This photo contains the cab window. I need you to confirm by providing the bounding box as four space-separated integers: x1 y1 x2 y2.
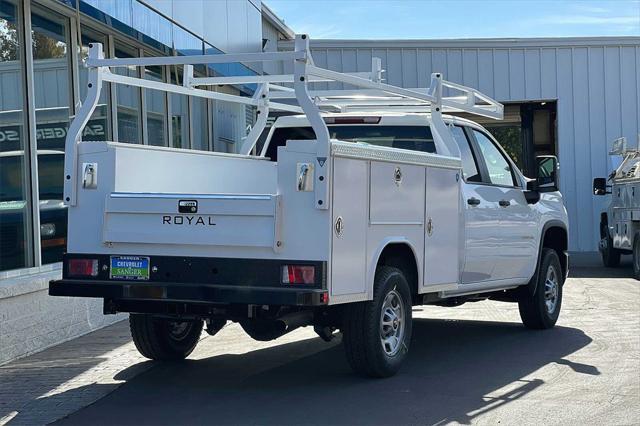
265 125 435 161
451 126 481 182
472 129 516 186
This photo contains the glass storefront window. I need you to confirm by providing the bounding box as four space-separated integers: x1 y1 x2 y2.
144 62 166 146
169 68 188 149
132 0 171 52
0 0 30 271
79 27 110 141
114 44 141 144
191 96 209 151
31 6 71 265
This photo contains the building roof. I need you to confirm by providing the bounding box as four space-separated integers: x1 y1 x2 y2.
261 3 295 40
280 36 640 49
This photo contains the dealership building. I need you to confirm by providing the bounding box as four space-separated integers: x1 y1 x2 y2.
0 0 639 364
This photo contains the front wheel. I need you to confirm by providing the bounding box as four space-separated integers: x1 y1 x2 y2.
129 314 203 360
518 249 563 329
601 229 621 268
342 266 412 378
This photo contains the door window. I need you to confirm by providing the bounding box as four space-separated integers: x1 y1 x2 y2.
451 126 481 182
472 130 516 186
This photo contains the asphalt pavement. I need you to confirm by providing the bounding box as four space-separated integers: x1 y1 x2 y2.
2 256 639 425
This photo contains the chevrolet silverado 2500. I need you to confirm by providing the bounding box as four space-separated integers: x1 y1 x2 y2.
50 35 569 378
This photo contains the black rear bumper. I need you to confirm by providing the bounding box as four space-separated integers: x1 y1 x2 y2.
50 254 328 307
49 279 328 306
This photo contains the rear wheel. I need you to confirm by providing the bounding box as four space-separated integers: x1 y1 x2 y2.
519 249 563 329
342 266 412 378
633 233 640 280
129 314 203 360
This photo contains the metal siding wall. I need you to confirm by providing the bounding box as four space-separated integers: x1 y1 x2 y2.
402 49 418 88
306 39 640 251
571 48 592 251
477 49 494 97
509 49 525 99
620 47 639 144
462 49 478 89
556 48 577 249
416 49 431 88
588 47 609 240
524 49 541 99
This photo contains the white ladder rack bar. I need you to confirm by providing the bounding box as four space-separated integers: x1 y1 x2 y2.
189 71 375 86
86 50 305 68
101 70 302 113
306 65 437 104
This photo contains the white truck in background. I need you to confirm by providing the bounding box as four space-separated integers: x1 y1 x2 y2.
50 35 569 378
594 136 640 279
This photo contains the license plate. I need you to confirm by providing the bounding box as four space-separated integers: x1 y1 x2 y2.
110 256 150 281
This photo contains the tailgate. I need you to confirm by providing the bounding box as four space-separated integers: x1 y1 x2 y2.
103 192 280 249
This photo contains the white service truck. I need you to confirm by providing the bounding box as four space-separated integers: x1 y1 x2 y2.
593 136 640 279
50 35 569 377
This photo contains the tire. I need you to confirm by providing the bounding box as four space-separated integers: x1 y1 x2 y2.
129 314 203 360
601 226 621 267
342 266 413 378
518 249 563 329
633 233 640 280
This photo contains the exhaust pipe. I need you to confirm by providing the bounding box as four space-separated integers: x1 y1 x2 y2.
276 310 314 333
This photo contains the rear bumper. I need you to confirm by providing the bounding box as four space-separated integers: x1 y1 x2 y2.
49 279 328 306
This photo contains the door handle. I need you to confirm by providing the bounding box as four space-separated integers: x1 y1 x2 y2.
467 197 481 206
499 200 511 207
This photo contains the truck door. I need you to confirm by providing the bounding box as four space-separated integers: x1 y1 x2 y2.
469 129 537 281
451 126 501 284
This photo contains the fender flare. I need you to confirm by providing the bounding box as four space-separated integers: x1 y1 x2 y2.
368 237 421 298
527 219 569 296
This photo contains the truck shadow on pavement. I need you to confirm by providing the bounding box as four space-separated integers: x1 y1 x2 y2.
51 318 596 426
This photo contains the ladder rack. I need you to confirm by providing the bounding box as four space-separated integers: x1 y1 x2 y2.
65 34 503 209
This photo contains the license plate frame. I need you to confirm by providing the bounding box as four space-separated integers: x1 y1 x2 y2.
109 256 150 281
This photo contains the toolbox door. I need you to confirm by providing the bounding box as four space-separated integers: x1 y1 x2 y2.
424 167 460 287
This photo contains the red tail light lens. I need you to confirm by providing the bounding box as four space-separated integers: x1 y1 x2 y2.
68 259 99 277
282 265 315 285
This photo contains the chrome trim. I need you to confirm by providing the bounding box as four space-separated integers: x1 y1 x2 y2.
109 192 273 201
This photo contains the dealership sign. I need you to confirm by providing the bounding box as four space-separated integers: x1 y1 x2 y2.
0 120 106 151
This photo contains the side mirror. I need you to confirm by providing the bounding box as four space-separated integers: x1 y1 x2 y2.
593 177 608 195
536 155 559 192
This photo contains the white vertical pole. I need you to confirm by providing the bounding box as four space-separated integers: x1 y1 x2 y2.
63 43 104 206
293 34 330 210
428 72 460 158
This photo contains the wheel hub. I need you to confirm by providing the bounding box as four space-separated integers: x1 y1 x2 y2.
380 290 405 356
544 266 559 314
168 321 192 341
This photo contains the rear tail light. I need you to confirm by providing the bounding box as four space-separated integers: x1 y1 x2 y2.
282 265 315 285
68 259 99 277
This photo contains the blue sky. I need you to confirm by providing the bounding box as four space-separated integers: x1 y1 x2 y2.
265 0 640 39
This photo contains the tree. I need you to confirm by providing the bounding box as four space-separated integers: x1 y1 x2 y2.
32 32 66 60
0 19 19 61
0 19 67 63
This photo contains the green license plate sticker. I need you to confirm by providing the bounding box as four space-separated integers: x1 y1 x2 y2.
110 256 150 281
